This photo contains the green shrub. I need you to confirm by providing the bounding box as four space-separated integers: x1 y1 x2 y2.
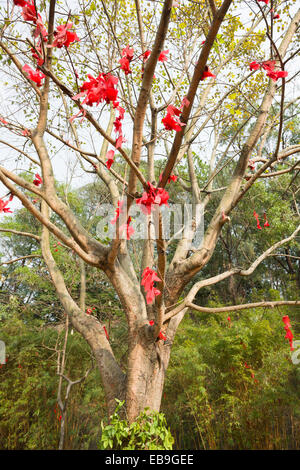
99 400 174 450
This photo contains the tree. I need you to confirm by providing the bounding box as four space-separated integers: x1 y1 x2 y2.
0 0 299 424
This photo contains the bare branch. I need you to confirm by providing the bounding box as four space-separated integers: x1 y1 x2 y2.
165 225 300 320
186 300 299 314
0 254 41 266
0 228 41 241
0 140 40 166
0 40 41 98
160 0 233 188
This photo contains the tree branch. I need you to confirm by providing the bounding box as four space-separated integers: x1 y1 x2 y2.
0 254 41 266
186 300 299 314
0 228 41 241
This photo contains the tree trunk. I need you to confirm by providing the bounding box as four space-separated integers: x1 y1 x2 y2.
125 336 172 423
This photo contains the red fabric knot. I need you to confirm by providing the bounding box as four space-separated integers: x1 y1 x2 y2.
142 267 161 305
136 182 169 215
33 173 43 186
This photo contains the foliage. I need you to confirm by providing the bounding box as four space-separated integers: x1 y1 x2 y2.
99 400 174 450
0 303 106 450
163 306 300 450
1 295 299 450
